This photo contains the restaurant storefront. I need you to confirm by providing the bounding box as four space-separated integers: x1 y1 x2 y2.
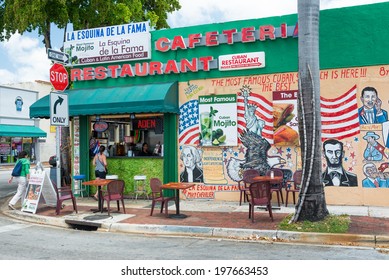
0 127 46 164
31 2 389 206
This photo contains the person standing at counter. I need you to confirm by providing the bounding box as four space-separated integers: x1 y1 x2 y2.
138 143 152 156
92 145 108 200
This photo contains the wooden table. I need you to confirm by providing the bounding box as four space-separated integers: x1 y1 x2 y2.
83 179 114 213
161 182 195 218
253 175 283 184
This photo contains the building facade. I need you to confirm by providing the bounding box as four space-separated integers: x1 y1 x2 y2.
31 3 389 206
0 82 49 164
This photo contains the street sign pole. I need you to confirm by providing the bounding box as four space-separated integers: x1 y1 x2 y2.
50 92 69 189
56 127 61 190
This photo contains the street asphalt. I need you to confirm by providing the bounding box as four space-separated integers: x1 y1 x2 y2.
2 194 389 250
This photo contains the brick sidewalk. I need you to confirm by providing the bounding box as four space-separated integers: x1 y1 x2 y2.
34 203 389 236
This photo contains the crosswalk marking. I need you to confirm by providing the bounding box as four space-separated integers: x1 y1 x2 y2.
0 223 32 233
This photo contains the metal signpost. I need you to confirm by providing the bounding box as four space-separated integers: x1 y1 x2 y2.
50 92 69 190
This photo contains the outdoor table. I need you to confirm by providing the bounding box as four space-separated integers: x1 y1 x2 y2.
252 175 283 184
82 179 114 213
161 182 195 218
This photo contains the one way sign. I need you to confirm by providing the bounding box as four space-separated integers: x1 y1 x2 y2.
50 92 69 126
48 48 69 64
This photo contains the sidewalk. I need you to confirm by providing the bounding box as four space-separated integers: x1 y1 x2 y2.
2 197 389 248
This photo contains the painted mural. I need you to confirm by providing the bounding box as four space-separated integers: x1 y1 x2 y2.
178 64 389 201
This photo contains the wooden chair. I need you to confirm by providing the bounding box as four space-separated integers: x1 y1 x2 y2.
266 168 284 207
248 181 273 223
53 182 78 215
238 169 261 205
285 170 303 207
101 180 126 216
150 178 175 217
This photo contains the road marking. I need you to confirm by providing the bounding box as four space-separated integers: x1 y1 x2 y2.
0 223 33 233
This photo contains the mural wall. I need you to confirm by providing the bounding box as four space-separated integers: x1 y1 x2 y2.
178 64 389 206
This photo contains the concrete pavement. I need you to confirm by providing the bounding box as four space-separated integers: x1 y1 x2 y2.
2 196 389 249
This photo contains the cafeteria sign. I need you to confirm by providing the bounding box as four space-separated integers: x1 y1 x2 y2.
198 94 238 146
64 21 151 65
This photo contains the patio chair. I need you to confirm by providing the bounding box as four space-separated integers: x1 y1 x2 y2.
150 178 175 217
266 168 284 207
285 170 303 207
101 179 126 216
248 181 273 222
53 182 78 215
238 169 261 205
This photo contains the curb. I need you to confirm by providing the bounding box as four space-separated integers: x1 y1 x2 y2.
3 208 389 249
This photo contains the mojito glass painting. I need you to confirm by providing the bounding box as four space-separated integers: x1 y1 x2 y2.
198 94 238 146
200 112 213 146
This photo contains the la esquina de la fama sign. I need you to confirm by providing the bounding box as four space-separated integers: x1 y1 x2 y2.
70 23 298 82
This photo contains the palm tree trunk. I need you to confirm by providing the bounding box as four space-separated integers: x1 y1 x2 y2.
293 0 328 222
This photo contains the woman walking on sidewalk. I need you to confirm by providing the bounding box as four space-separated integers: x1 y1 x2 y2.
8 151 30 210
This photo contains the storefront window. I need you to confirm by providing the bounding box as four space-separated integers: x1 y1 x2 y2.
0 137 35 164
90 114 164 157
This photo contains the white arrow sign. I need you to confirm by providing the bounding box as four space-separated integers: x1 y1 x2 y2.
50 92 69 127
48 48 69 64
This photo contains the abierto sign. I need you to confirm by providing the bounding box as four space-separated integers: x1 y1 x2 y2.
64 21 151 65
219 52 265 71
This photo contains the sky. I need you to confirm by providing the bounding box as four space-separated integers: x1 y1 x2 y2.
0 0 387 85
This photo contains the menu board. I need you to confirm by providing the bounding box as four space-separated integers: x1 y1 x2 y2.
21 168 57 214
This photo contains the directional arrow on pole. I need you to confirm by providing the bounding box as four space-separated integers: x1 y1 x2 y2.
48 48 69 64
50 92 69 127
53 96 64 114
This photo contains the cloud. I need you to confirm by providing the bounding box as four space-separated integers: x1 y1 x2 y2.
167 0 389 28
0 32 50 84
167 0 297 27
1 0 387 85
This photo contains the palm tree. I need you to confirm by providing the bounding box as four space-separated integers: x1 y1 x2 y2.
292 0 329 222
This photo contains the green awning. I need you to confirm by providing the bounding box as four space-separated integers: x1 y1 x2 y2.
0 124 47 137
30 82 178 118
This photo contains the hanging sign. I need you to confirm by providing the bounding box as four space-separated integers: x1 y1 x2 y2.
93 121 109 132
64 21 151 65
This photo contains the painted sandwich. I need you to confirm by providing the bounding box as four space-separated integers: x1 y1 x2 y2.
273 103 299 146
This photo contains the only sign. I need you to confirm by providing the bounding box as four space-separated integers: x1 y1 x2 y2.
50 63 69 91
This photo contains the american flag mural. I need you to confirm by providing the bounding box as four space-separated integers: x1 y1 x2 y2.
320 85 360 141
179 100 200 145
237 92 274 144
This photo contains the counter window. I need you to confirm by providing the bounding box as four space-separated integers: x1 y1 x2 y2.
90 114 164 157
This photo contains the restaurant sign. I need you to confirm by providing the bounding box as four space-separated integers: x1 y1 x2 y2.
93 121 109 132
198 94 238 146
219 52 265 71
70 23 298 81
133 118 163 132
64 21 151 65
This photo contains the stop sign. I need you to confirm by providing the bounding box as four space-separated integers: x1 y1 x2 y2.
50 63 69 91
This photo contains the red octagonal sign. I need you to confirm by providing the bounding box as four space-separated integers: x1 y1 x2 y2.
50 63 69 91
